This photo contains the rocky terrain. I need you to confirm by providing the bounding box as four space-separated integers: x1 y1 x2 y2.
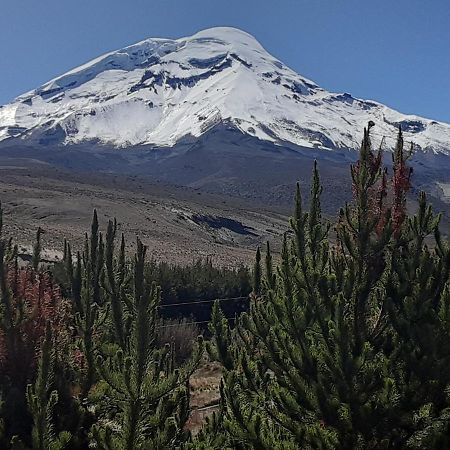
0 162 292 266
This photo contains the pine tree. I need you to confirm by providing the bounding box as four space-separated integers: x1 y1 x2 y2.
25 323 71 450
206 301 236 372
1 207 69 446
72 251 82 313
32 227 43 271
103 219 128 350
68 210 105 397
94 237 204 450
252 247 262 297
0 203 18 376
383 190 450 448
206 126 450 449
0 203 20 448
88 210 104 307
63 240 73 295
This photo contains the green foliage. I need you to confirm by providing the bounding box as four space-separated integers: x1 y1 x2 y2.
0 202 211 449
207 126 450 449
93 237 204 449
70 210 106 398
104 219 128 350
32 227 43 271
25 323 71 450
2 126 450 449
206 302 235 371
252 247 262 296
145 258 252 324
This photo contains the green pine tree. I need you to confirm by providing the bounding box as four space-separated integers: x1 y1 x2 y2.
32 227 43 271
69 210 106 398
103 219 128 350
206 126 450 449
252 247 262 297
25 323 71 450
93 237 204 450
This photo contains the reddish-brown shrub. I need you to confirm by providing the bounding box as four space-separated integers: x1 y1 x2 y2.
0 267 71 386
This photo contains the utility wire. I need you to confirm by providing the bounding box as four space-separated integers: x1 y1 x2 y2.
158 296 249 308
157 317 237 329
156 296 248 328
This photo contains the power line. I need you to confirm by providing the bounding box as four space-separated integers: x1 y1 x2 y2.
156 297 248 329
157 320 210 329
158 296 249 309
157 316 237 329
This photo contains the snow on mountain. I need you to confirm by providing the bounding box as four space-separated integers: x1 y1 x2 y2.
1 27 449 154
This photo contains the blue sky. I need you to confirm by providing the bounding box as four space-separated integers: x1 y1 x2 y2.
1 0 449 122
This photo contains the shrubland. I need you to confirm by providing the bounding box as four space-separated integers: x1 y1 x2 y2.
0 126 449 449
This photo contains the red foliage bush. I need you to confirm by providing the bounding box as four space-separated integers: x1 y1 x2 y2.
351 127 411 239
0 267 70 386
392 143 413 237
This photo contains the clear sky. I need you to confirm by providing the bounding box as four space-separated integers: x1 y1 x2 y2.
1 0 449 122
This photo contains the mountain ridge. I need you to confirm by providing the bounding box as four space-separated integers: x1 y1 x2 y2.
1 26 449 155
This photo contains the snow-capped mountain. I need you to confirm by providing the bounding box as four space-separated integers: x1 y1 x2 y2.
1 27 449 154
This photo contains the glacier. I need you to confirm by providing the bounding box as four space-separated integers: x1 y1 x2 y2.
1 26 449 155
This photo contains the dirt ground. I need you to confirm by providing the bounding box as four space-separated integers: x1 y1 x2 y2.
2 164 448 269
187 360 223 435
0 165 291 267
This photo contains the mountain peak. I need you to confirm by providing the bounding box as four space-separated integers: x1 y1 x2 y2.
189 26 266 48
0 28 449 154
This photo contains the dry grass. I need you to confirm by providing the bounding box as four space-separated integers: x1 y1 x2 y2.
156 317 200 364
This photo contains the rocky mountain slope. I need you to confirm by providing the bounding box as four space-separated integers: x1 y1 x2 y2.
1 27 449 155
0 27 449 212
